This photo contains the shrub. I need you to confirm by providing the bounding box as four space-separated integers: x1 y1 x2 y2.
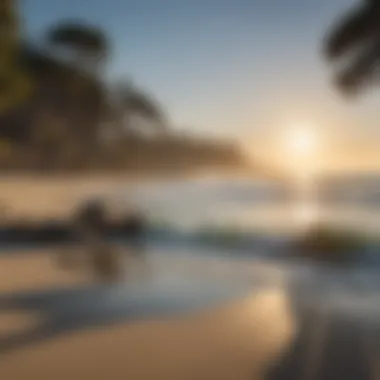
294 224 367 264
195 226 246 247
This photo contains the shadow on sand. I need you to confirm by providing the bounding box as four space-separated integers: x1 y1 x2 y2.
0 279 251 356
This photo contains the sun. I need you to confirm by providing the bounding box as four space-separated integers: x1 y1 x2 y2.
287 128 317 157
282 126 320 178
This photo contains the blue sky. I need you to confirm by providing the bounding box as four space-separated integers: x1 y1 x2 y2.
20 0 379 169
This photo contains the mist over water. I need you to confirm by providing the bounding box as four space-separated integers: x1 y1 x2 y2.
131 174 380 237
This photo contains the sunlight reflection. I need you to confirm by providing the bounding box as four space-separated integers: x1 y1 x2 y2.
292 173 319 230
293 200 318 229
232 287 297 375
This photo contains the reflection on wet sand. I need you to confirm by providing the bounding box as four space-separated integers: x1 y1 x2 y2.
2 247 380 380
0 282 296 380
0 247 297 379
267 271 380 380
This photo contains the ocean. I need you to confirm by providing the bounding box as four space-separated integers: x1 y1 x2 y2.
127 174 380 242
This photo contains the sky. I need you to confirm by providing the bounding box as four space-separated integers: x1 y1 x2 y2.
20 0 380 171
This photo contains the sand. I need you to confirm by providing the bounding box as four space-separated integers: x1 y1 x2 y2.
0 176 132 220
0 249 296 380
0 250 90 293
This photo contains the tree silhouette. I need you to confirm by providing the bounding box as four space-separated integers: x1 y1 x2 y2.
0 0 31 111
0 2 173 171
324 0 380 94
111 81 166 136
47 20 108 74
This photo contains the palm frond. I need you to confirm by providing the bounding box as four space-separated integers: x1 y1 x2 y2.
325 3 380 60
335 40 380 94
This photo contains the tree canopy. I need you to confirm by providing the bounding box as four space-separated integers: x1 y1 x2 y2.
0 0 31 111
324 0 380 94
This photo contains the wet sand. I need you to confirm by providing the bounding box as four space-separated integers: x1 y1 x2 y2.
1 248 380 380
0 248 296 380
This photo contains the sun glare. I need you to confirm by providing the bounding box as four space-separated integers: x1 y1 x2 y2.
282 127 320 178
287 128 317 157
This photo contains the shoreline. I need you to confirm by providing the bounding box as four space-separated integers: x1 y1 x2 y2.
0 170 275 219
0 248 295 380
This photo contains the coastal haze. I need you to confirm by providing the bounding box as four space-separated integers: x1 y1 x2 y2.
2 1 380 380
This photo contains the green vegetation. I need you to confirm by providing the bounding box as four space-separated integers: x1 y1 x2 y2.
0 0 31 112
294 224 368 264
195 226 249 247
0 1 245 173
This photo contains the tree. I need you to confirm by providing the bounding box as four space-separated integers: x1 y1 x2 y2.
111 81 166 136
324 0 380 94
44 21 110 156
0 0 31 112
46 21 108 74
0 4 169 171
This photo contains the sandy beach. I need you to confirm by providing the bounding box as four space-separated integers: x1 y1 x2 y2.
0 248 296 380
1 244 380 380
